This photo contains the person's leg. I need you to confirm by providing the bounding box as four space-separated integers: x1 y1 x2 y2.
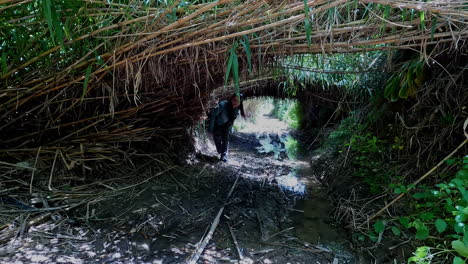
213 128 223 155
220 127 230 161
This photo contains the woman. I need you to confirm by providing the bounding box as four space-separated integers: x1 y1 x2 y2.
208 94 245 162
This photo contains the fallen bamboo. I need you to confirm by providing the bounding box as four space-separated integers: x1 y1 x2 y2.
185 173 240 264
363 136 468 226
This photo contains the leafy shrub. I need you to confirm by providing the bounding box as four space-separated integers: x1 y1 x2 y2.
346 133 395 194
283 135 299 160
271 99 304 129
403 156 468 263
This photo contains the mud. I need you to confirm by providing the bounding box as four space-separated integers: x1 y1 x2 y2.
0 115 357 263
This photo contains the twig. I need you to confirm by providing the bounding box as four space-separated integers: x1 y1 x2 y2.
112 166 176 192
307 101 342 149
228 224 243 260
362 138 468 227
30 146 41 193
48 149 59 191
185 174 240 264
238 238 327 253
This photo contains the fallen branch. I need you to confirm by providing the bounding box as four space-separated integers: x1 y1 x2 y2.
228 224 243 261
185 173 240 264
362 119 468 226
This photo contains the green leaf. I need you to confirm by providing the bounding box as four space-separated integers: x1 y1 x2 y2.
464 229 468 246
413 192 429 199
240 35 252 74
420 11 426 31
400 217 410 229
455 222 465 233
383 5 390 20
374 220 385 234
409 246 430 263
232 48 240 96
452 240 468 257
398 85 408 99
391 226 401 236
415 223 429 240
368 231 378 242
224 43 237 86
43 0 56 45
453 257 466 264
419 212 434 221
456 169 468 181
82 66 92 99
435 219 447 233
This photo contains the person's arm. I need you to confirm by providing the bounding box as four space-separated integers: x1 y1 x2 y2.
208 102 223 132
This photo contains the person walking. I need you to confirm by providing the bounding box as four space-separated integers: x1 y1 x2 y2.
208 94 245 162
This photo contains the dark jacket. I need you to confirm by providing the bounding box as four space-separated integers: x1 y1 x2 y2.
208 100 240 132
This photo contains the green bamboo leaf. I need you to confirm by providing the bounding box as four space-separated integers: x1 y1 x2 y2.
398 83 409 99
384 75 397 100
82 66 92 99
232 50 240 96
53 10 65 48
43 0 56 45
383 5 390 20
347 0 351 21
64 18 72 40
224 43 236 86
240 35 252 74
328 7 335 28
420 11 426 30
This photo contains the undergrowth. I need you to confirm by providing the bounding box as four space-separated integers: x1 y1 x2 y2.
271 99 304 130
323 111 467 263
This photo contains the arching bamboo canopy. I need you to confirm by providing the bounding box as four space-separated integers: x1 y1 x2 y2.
0 0 467 173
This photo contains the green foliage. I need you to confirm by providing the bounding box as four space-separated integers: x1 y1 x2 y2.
283 135 299 160
392 156 468 262
384 58 425 101
280 52 388 97
0 0 181 83
330 117 466 262
346 133 395 194
240 35 252 74
271 99 304 130
225 42 240 95
452 240 468 257
408 246 431 264
323 113 363 149
435 219 448 233
374 220 385 234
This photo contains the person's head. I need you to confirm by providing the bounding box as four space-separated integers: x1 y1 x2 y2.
230 94 241 108
230 93 246 118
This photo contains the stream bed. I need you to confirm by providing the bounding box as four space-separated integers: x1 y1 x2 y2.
1 114 357 264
